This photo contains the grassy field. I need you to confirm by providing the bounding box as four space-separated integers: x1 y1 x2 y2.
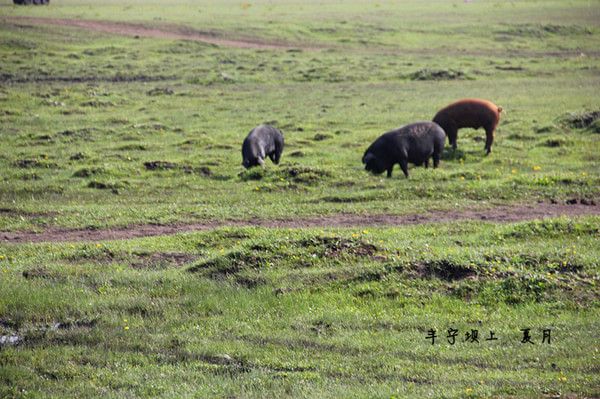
1 1 599 230
1 0 599 397
1 220 600 398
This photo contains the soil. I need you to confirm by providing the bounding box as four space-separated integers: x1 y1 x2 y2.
2 202 599 244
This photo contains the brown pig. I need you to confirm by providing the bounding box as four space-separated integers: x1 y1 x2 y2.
432 98 503 154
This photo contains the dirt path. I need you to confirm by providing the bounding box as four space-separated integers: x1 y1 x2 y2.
4 16 597 58
1 202 598 244
4 16 316 50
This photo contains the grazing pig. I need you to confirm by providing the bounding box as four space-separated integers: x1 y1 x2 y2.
362 121 445 178
433 98 502 154
241 124 284 168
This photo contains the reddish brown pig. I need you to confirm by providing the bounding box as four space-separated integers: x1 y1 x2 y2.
432 98 502 154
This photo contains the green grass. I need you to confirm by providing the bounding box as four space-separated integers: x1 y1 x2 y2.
0 1 600 230
1 0 600 397
1 219 599 398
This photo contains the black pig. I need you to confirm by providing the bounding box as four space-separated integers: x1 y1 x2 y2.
241 124 284 168
362 121 445 178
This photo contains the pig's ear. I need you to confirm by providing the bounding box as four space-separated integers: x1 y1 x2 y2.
362 153 374 164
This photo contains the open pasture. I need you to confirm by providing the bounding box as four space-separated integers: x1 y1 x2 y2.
1 0 599 397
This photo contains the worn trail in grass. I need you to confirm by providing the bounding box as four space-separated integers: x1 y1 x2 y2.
5 15 600 58
2 16 312 51
1 201 599 244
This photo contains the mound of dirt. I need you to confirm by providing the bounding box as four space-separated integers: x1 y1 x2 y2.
144 161 178 170
409 68 467 81
415 260 476 281
561 110 600 130
279 165 331 185
297 236 377 258
188 251 268 288
144 161 213 176
188 234 378 287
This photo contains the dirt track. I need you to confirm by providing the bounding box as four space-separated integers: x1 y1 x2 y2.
1 202 598 244
4 16 313 50
4 16 597 58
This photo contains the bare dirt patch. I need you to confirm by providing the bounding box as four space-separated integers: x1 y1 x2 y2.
1 202 599 244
